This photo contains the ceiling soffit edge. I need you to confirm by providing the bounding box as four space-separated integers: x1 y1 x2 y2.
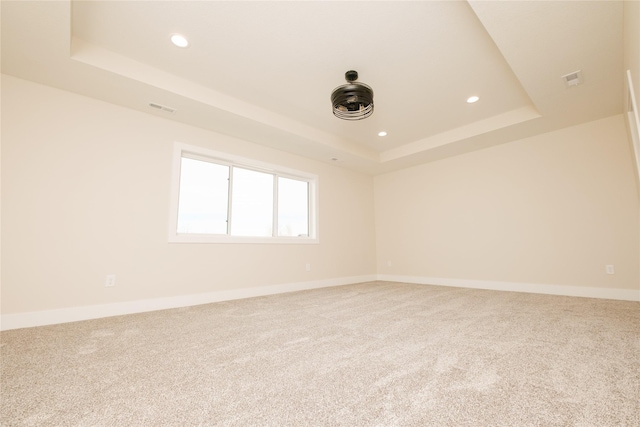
380 106 541 163
69 36 380 164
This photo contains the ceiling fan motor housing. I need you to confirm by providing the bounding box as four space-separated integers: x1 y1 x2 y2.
345 70 359 82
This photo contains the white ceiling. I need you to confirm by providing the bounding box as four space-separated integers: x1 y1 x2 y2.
1 1 624 174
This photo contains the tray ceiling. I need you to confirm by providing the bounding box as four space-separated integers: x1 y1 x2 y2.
1 1 624 174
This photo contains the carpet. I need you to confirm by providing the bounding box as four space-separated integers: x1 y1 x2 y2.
1 281 638 426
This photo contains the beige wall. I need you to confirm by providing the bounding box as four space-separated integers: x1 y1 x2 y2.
623 0 640 294
1 75 376 314
625 0 640 102
375 115 639 291
3 73 640 319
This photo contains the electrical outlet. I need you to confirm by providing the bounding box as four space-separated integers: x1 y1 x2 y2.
387 260 393 267
305 263 311 272
105 274 116 287
605 265 615 275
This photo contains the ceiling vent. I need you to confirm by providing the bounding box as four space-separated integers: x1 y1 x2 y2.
149 102 176 113
562 70 583 88
331 70 374 120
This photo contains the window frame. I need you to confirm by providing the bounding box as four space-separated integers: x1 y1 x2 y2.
169 142 319 244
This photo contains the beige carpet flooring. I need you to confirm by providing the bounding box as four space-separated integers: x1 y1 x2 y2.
1 281 639 426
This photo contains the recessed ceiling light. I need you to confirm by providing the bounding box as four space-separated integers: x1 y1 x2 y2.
170 34 189 48
378 131 387 137
466 96 480 104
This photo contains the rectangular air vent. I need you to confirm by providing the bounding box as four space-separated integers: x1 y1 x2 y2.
561 70 583 88
149 102 176 113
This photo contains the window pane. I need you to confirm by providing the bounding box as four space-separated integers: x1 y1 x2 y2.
278 177 309 237
177 157 229 234
231 167 274 237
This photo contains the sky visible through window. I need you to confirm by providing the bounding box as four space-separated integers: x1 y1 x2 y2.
278 177 309 237
177 158 228 234
231 167 273 237
177 157 309 237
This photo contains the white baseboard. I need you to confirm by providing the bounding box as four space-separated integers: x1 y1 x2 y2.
0 275 377 331
377 274 640 302
3 274 637 331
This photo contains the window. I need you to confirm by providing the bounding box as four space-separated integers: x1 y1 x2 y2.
169 142 318 243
